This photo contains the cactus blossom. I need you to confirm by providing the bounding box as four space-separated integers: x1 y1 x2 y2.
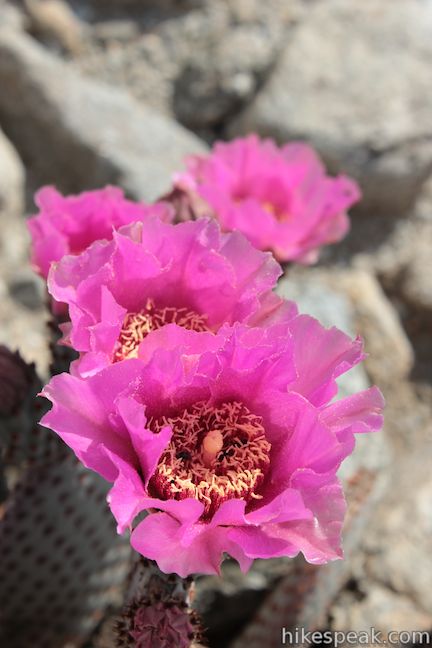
174 135 360 263
28 186 173 280
47 218 295 377
41 320 384 577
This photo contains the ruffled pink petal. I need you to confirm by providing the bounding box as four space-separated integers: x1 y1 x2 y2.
244 488 311 526
320 386 385 451
105 449 147 533
277 470 346 564
136 324 221 365
321 386 385 435
228 526 298 560
28 215 68 278
41 376 127 481
115 395 172 487
29 186 172 279
131 498 255 576
48 218 287 375
208 323 297 405
232 472 345 565
256 392 347 487
132 513 223 576
41 361 144 479
286 315 364 406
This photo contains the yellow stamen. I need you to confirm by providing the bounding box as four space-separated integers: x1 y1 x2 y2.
114 298 210 362
148 401 271 520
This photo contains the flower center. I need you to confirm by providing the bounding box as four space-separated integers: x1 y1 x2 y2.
262 201 290 223
148 401 271 519
114 298 209 361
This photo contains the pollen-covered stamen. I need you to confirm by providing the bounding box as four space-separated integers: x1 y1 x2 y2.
114 298 210 361
148 401 271 520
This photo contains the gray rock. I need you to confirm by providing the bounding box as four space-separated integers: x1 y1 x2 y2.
172 3 286 129
0 28 206 201
334 269 414 386
363 442 432 616
0 127 25 219
332 584 432 635
229 0 432 215
24 0 85 55
0 1 26 31
8 271 45 311
92 19 139 44
76 0 294 129
0 126 48 375
374 216 432 314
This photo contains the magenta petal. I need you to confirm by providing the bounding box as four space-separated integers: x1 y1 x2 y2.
321 386 385 436
131 512 230 577
210 499 247 526
41 372 131 481
245 488 311 526
229 473 345 565
72 351 113 378
105 450 147 533
248 292 298 328
41 360 144 479
29 185 170 280
115 395 172 487
137 324 221 365
228 526 298 560
281 470 346 564
275 393 347 474
287 315 364 406
149 498 205 525
28 215 68 279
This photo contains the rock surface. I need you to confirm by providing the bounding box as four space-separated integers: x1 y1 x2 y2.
332 584 432 636
329 441 432 638
360 176 432 384
229 0 432 214
73 0 296 130
0 127 25 220
24 0 85 55
0 28 206 201
0 127 48 374
374 218 432 315
363 444 432 615
333 269 414 386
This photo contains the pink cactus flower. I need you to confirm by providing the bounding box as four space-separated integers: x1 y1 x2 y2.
28 186 173 280
41 321 384 577
47 217 295 377
174 135 361 263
